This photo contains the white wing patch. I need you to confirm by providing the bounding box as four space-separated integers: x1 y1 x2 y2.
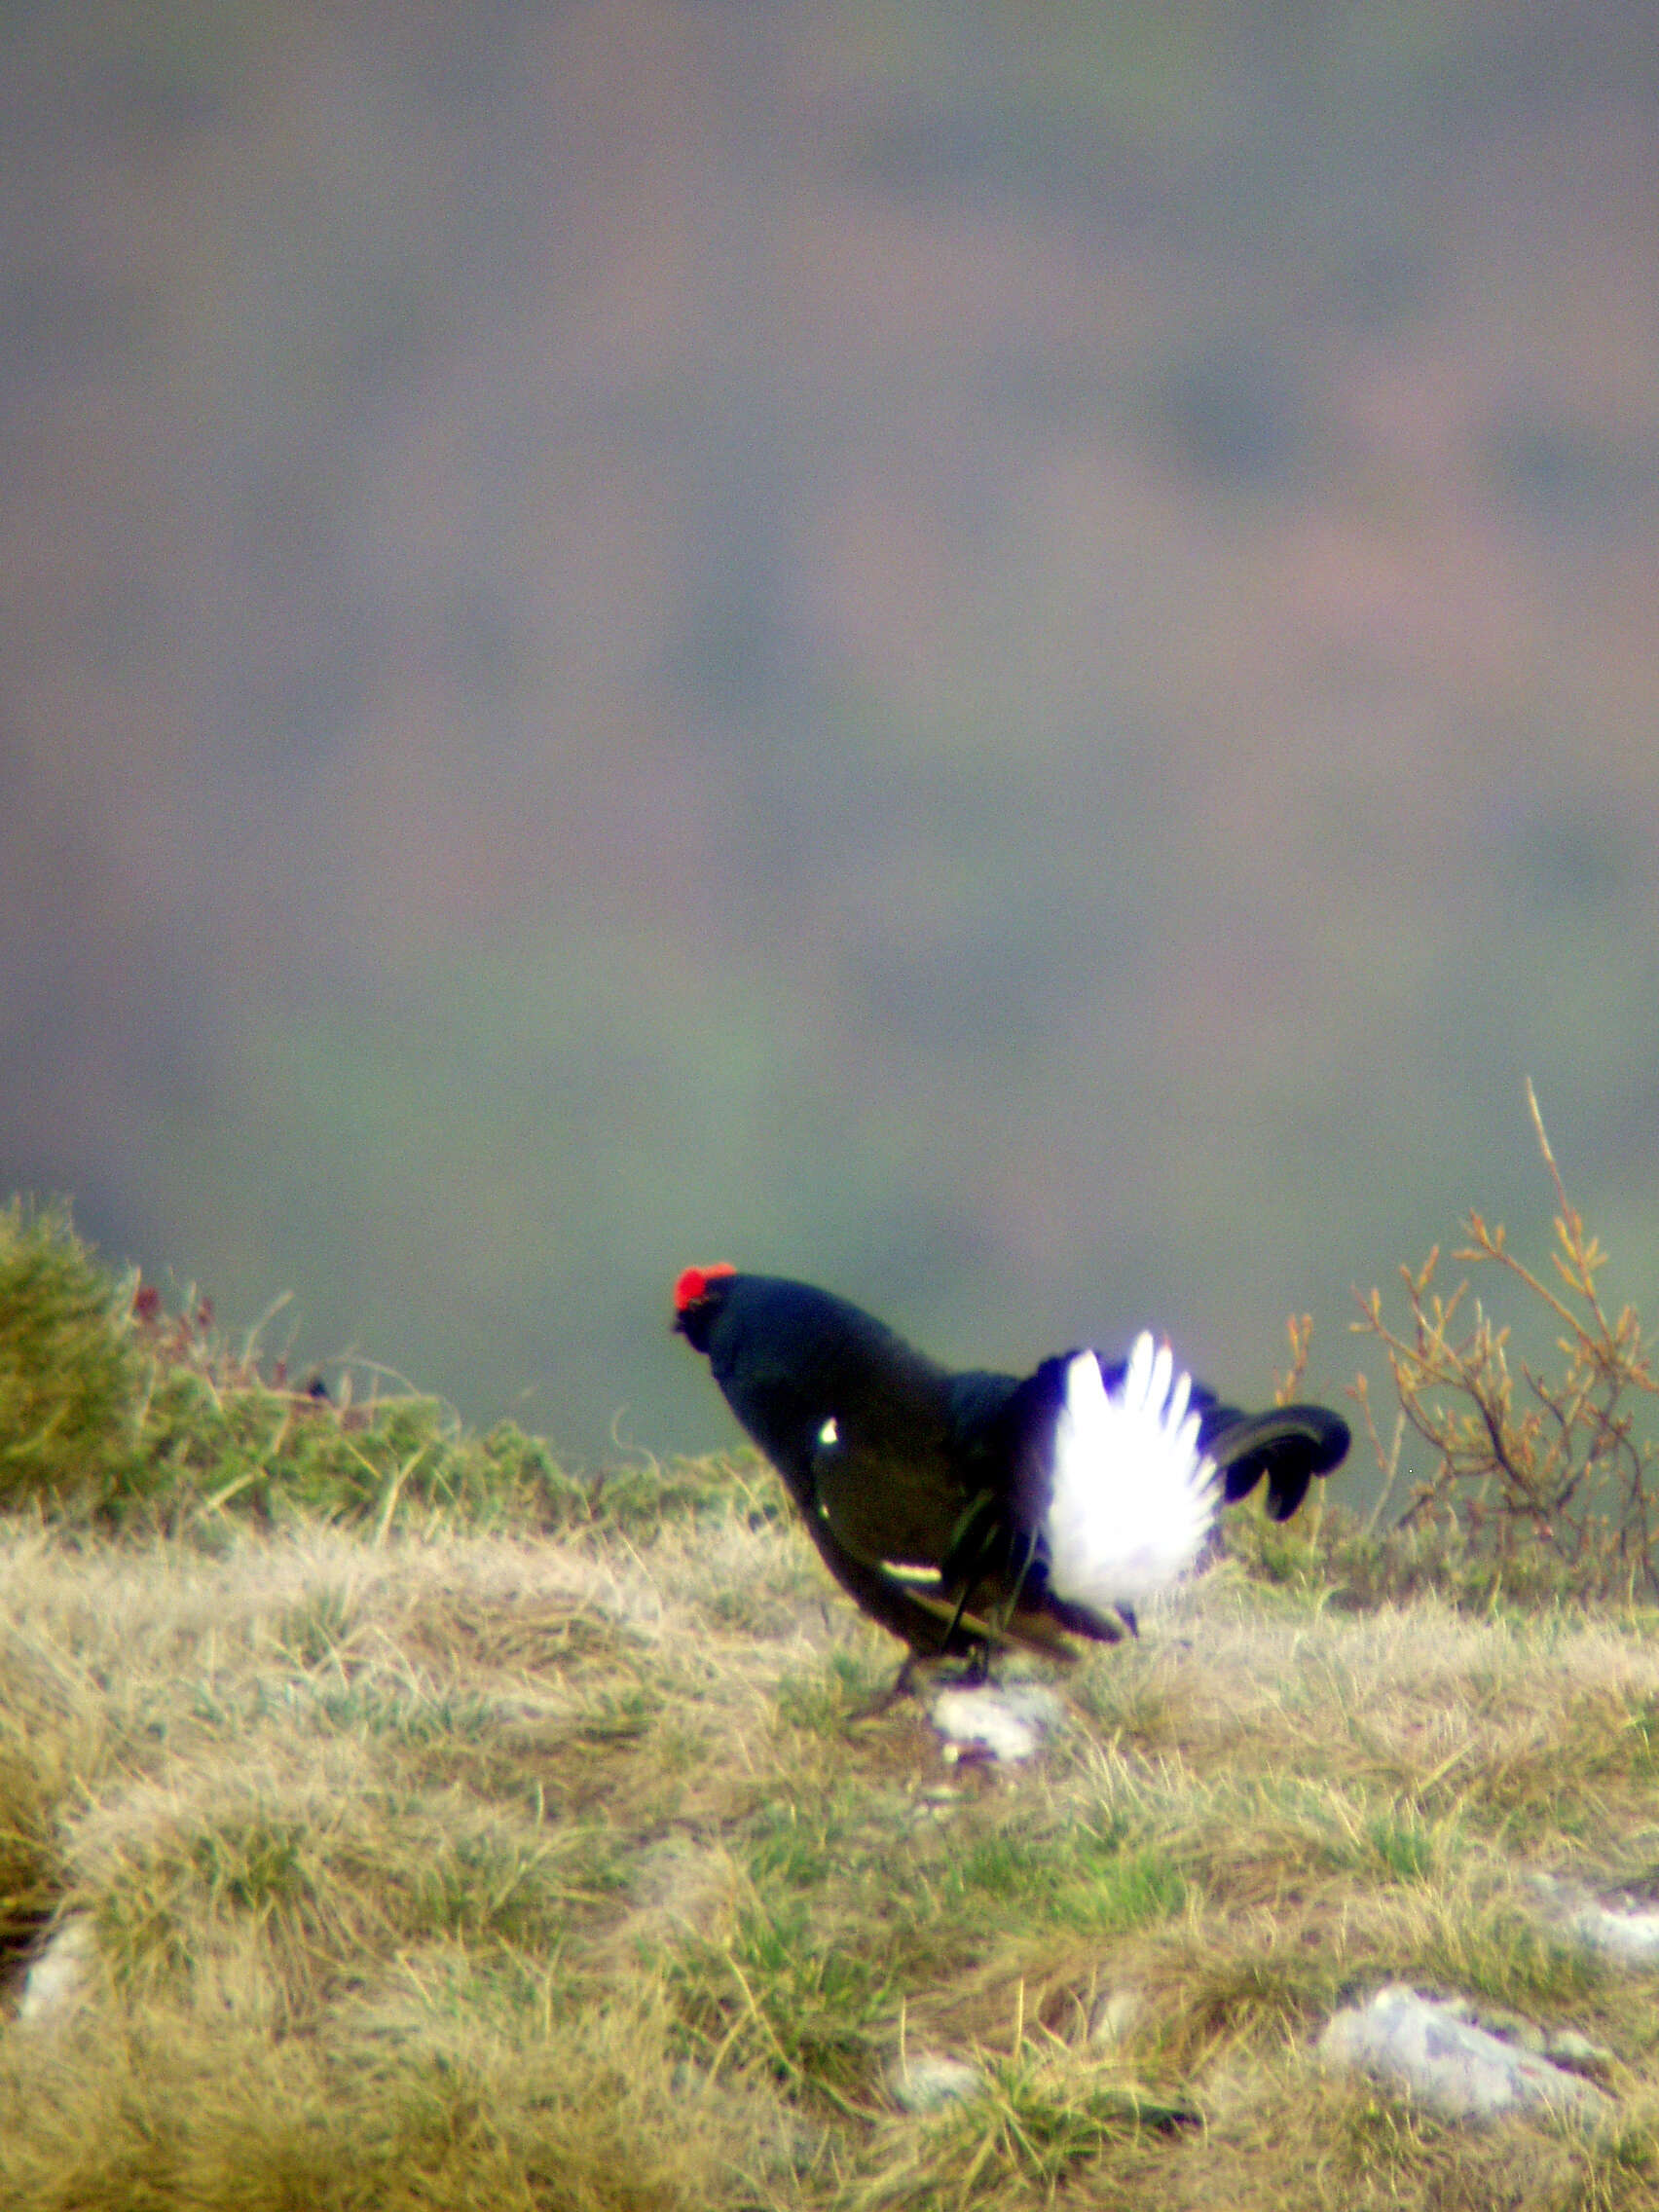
817 1416 839 1448
1041 1334 1219 1611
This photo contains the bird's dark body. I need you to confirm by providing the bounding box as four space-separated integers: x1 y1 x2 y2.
675 1269 1348 1663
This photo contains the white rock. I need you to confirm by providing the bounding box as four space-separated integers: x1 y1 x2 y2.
932 1682 1063 1763
1529 1873 1659 1966
1317 1985 1612 2124
1088 1986 1143 2044
16 1918 99 2031
889 2051 984 2114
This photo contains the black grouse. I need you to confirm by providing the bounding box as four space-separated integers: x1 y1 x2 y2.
674 1265 1348 1668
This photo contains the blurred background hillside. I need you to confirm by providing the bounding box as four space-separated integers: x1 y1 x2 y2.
4 0 1658 1477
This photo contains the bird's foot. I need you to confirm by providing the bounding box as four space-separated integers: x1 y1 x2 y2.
846 1643 999 1721
855 1647 990 1715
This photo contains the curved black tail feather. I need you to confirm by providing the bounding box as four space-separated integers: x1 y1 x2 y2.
1198 1404 1351 1521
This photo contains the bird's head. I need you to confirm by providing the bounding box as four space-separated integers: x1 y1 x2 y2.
673 1262 737 1351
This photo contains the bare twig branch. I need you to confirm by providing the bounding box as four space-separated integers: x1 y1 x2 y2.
1351 1084 1659 1599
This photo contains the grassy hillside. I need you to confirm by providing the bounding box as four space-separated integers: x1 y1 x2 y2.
4 1202 1659 2206
7 1484 1659 2207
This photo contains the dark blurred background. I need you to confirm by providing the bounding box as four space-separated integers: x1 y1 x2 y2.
4 2 1658 1480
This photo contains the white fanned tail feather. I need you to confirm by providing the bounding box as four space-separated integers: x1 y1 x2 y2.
1042 1333 1219 1611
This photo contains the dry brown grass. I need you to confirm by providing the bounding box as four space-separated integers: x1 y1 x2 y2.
4 1489 1659 2210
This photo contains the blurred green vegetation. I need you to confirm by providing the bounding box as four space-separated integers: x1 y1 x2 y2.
0 1198 776 1540
0 1199 143 1514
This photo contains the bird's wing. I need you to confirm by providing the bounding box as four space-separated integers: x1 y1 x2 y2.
809 1419 978 1569
799 1503 1084 1661
808 1404 1091 1659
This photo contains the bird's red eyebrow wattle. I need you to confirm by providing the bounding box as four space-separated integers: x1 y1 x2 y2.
674 1262 736 1312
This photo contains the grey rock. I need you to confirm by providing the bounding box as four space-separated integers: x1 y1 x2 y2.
1529 1872 1659 1966
1541 2028 1615 2077
1439 1997 1614 2079
1316 1985 1613 2124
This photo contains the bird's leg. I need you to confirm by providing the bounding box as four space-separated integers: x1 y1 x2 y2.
939 1578 976 1654
845 1652 925 1717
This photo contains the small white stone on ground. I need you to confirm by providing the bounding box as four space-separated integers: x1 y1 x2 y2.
16 1918 99 2031
931 1682 1063 1763
1088 1986 1143 2044
889 2051 984 2114
1316 1985 1612 2123
1528 1872 1659 1966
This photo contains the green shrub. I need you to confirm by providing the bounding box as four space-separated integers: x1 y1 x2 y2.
0 1192 776 1543
0 1198 143 1511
